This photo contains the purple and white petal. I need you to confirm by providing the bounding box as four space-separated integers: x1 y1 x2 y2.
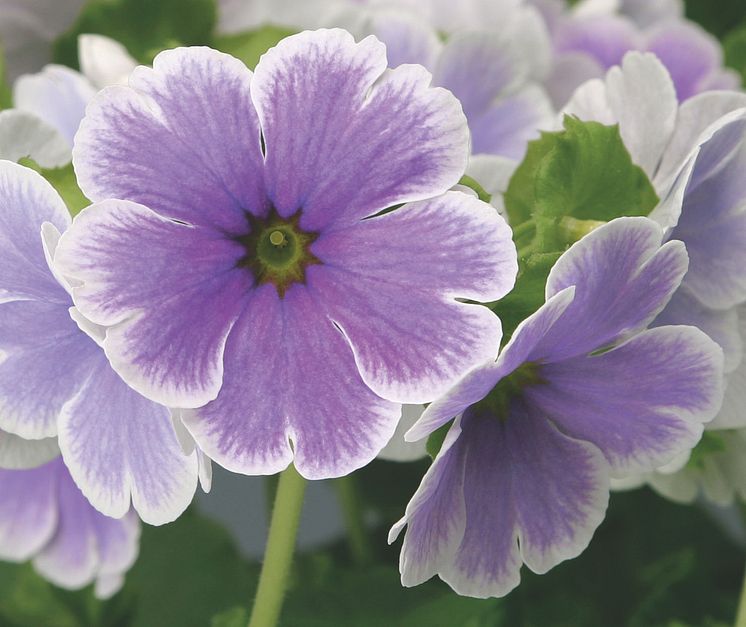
13 64 96 145
469 85 554 160
667 115 746 310
310 192 515 404
55 200 253 408
395 404 609 598
538 217 688 361
0 428 59 469
407 287 576 441
0 160 70 303
184 284 401 479
0 300 100 438
73 47 265 233
252 29 469 232
0 459 59 561
554 14 641 69
528 325 724 476
645 21 725 102
546 53 605 110
91 510 140 598
58 352 199 525
0 110 71 168
655 287 742 373
366 9 442 69
712 306 746 429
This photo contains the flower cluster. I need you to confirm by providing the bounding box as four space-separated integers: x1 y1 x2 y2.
0 0 744 610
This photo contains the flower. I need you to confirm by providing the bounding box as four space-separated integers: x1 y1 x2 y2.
0 457 140 599
0 160 200 525
0 427 59 469
54 29 518 480
390 217 723 598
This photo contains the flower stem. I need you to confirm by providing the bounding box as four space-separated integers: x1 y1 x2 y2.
336 474 373 566
248 464 306 627
736 560 746 627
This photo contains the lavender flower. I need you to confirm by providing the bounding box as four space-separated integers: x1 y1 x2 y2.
390 217 723 598
0 161 200 525
0 457 140 599
54 30 518 479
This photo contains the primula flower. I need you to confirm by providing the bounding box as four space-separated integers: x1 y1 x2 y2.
0 457 139 599
390 217 723 598
0 427 58 469
54 30 517 479
0 161 200 525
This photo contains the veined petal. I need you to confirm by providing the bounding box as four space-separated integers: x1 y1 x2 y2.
58 353 199 526
55 200 252 408
251 29 469 232
0 110 71 168
184 284 401 479
530 325 724 476
309 192 515 404
540 217 688 361
73 47 265 232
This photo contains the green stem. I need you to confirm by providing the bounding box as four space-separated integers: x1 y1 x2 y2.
736 560 746 627
336 474 373 566
248 465 307 627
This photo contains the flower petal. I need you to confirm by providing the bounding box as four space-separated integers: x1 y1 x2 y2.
367 9 442 69
0 160 70 303
13 64 96 145
395 404 609 598
58 353 199 525
0 459 59 561
541 217 688 361
0 110 71 168
55 200 252 408
0 428 59 470
529 325 724 476
310 191 515 404
183 284 401 479
78 34 138 88
73 47 265 232
251 29 469 232
0 300 100 438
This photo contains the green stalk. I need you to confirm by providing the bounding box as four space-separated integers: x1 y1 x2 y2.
735 561 746 627
336 474 373 566
248 465 307 627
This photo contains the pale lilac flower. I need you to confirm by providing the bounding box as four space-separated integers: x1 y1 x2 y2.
54 30 517 480
390 217 723 598
0 427 59 470
0 457 140 599
0 160 199 525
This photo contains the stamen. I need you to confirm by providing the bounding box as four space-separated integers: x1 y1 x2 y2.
270 230 286 246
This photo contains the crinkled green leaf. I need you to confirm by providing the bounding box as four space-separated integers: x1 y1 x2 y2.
213 26 296 70
53 0 216 67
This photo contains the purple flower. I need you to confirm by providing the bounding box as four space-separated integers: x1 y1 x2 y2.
390 217 723 598
0 457 140 599
54 30 518 480
0 160 199 525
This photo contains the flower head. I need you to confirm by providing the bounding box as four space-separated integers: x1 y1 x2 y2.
391 217 723 598
55 30 518 479
0 457 140 599
0 160 199 525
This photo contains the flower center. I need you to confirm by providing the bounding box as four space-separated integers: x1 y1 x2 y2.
473 362 544 421
237 211 320 297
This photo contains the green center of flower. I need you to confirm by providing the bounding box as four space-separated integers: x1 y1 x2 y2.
473 362 545 421
238 211 320 297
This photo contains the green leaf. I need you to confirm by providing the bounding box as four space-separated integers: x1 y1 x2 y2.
18 159 90 217
505 116 659 230
213 26 296 70
489 251 562 342
458 175 492 204
724 22 746 85
210 606 249 627
426 420 452 459
53 0 217 68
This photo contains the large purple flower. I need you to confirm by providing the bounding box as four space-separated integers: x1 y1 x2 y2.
0 161 199 525
390 217 723 598
55 30 517 480
0 457 140 599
